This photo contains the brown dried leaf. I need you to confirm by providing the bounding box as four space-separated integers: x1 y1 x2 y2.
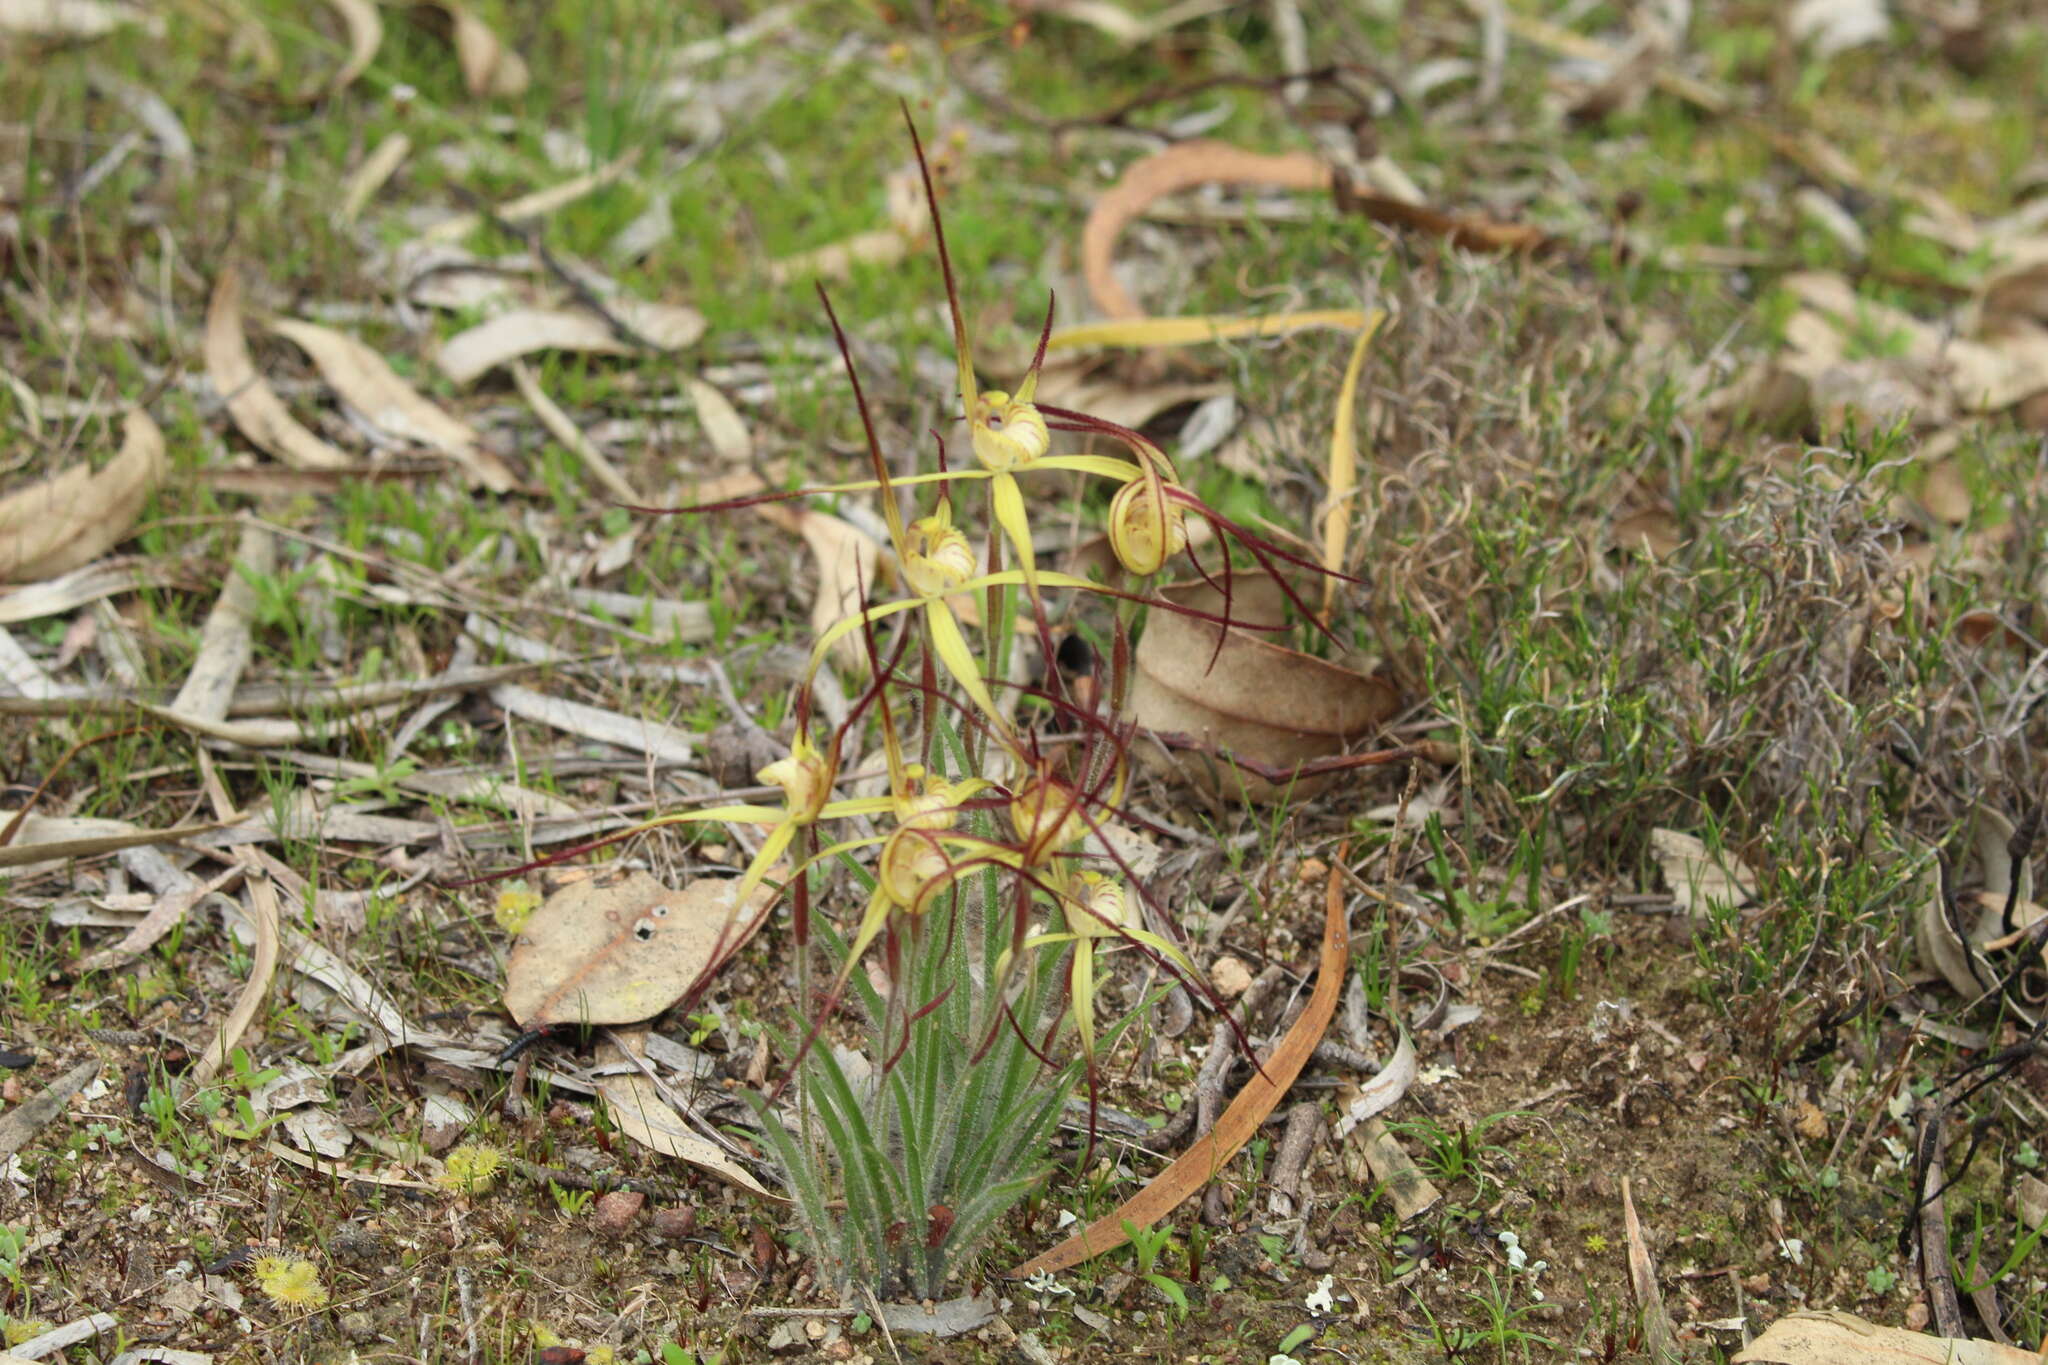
1649 828 1758 916
0 408 165 583
1128 571 1399 802
268 317 514 490
421 0 528 97
437 303 705 386
684 377 752 464
207 269 350 470
1010 860 1348 1276
503 870 774 1030
1732 1310 2040 1364
324 0 380 94
1083 141 1330 321
592 1037 775 1198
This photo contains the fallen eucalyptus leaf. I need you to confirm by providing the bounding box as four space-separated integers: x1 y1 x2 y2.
0 408 165 583
1127 570 1398 802
1732 1309 2039 1364
593 1036 774 1198
268 317 514 490
504 870 775 1030
206 269 350 470
437 302 705 386
419 0 527 97
1648 828 1758 916
0 0 155 37
322 0 380 94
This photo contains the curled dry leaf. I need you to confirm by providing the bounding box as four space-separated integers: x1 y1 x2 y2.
1914 806 2040 1017
1083 141 1330 321
1731 1309 2040 1365
267 317 514 490
437 302 706 386
207 269 351 470
336 130 410 224
1128 570 1399 802
503 870 776 1030
0 408 166 584
1331 1028 1414 1139
592 1037 775 1198
1648 827 1758 916
419 0 528 97
322 0 380 93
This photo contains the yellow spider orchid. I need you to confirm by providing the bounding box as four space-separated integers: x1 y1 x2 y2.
999 870 1196 1069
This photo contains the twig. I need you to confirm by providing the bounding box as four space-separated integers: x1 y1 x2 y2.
1266 1100 1323 1215
1912 1097 1965 1338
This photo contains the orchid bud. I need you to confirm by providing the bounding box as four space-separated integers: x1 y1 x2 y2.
902 515 976 597
970 391 1049 471
1063 871 1130 939
1107 473 1189 577
757 736 834 824
1009 774 1087 859
879 826 953 911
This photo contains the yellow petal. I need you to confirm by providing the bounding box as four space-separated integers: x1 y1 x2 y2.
925 600 1004 733
1034 454 1145 482
990 471 1038 594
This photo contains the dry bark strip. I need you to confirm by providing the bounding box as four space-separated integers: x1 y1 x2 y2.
1010 859 1349 1276
0 1059 100 1163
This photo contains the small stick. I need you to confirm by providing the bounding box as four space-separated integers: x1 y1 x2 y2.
1914 1097 1966 1338
1266 1100 1323 1216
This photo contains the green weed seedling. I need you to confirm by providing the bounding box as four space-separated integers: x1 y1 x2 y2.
1121 1219 1191 1321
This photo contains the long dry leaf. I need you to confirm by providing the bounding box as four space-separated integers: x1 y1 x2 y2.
0 557 163 624
593 1038 775 1198
504 870 776 1030
337 130 410 224
0 814 222 873
752 503 886 674
0 407 166 583
1320 315 1386 619
0 0 155 37
323 0 380 93
268 317 514 489
422 149 641 245
1011 860 1349 1276
190 871 281 1088
206 270 350 470
1621 1175 1684 1365
1046 310 1369 352
507 359 637 501
1731 1310 2041 1365
0 1060 100 1163
1331 184 1552 254
438 302 705 386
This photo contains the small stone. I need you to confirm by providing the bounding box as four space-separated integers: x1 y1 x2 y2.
1211 955 1253 998
1298 858 1328 883
1904 1299 1930 1331
1301 1247 1334 1271
651 1206 697 1240
328 1222 384 1267
592 1190 645 1235
339 1311 377 1342
766 1321 805 1354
